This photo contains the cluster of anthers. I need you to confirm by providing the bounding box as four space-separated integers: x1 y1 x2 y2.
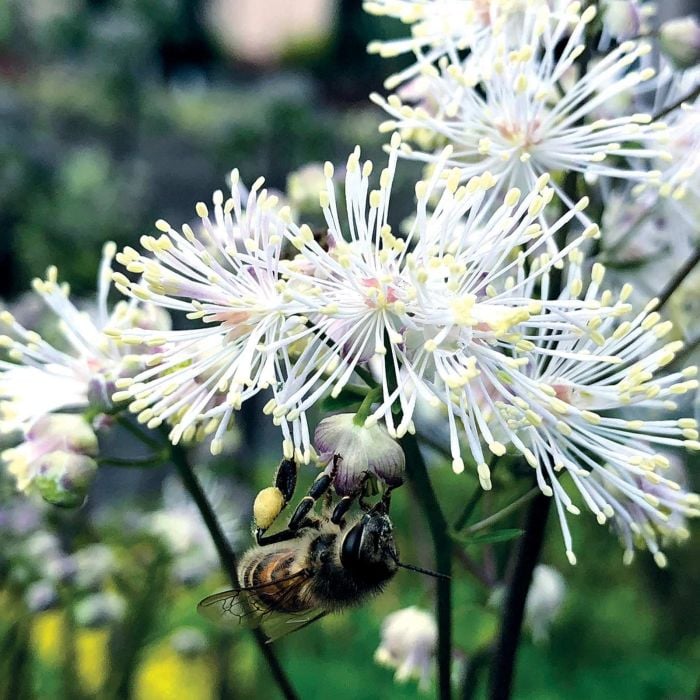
1 0 698 566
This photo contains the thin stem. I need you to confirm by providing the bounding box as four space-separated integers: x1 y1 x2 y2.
461 650 491 700
655 246 700 312
653 84 700 121
354 364 376 389
98 455 166 468
353 386 381 426
115 415 163 451
166 436 299 700
466 489 539 534
454 487 486 532
487 492 551 700
401 431 453 700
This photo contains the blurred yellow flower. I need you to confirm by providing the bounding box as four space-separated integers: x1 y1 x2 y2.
134 641 216 700
76 628 110 695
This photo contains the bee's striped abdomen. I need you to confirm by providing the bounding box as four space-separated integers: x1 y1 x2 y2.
240 549 312 614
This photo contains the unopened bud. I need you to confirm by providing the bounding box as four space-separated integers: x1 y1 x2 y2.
602 1 641 41
35 450 97 508
660 16 700 68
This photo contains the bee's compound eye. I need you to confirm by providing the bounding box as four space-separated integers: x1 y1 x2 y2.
340 522 364 569
253 486 286 530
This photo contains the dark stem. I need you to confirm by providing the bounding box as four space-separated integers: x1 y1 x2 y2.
460 650 491 700
400 432 453 700
655 246 700 312
653 84 700 121
487 492 551 700
167 438 299 700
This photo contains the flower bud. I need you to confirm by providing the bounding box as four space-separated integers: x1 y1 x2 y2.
602 1 641 41
524 565 566 643
374 606 437 690
2 413 98 497
314 413 405 495
35 450 98 508
660 16 700 69
287 163 327 214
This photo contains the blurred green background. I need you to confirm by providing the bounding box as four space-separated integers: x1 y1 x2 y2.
0 1 698 698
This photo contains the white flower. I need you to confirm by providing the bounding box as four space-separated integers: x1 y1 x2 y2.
270 136 601 483
524 564 565 642
110 175 314 457
365 0 572 90
487 255 700 564
314 412 405 494
0 242 168 435
74 591 126 627
374 606 437 691
372 5 667 210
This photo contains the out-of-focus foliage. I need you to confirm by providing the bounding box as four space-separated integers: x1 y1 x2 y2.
1 458 699 699
0 1 698 698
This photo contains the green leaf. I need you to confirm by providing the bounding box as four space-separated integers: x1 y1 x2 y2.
450 528 524 545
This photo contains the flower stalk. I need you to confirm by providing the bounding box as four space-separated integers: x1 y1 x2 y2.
400 430 453 700
164 432 299 700
487 490 551 700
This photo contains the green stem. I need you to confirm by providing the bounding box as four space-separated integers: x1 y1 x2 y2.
382 335 453 699
354 364 376 389
166 436 299 700
353 387 381 426
655 246 700 312
466 489 539 534
400 431 453 700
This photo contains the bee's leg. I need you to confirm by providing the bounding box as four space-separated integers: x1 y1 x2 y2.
274 458 298 506
322 454 342 511
253 458 298 540
257 456 342 545
331 472 372 525
374 485 397 515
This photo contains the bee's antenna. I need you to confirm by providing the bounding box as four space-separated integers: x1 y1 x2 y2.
395 559 450 580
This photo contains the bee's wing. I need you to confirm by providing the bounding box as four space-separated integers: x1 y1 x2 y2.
197 571 327 642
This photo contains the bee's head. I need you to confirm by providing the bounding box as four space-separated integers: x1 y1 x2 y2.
340 512 399 582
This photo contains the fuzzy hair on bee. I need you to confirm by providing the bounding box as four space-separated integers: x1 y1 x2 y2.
199 455 444 641
198 509 400 641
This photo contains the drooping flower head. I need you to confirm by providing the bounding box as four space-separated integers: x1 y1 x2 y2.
374 606 437 690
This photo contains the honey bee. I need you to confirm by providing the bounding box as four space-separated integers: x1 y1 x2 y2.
198 456 442 641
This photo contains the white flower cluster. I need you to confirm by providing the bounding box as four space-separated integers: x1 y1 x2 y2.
1 1 698 565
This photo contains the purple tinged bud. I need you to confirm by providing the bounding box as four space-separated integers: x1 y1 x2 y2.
314 413 405 495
